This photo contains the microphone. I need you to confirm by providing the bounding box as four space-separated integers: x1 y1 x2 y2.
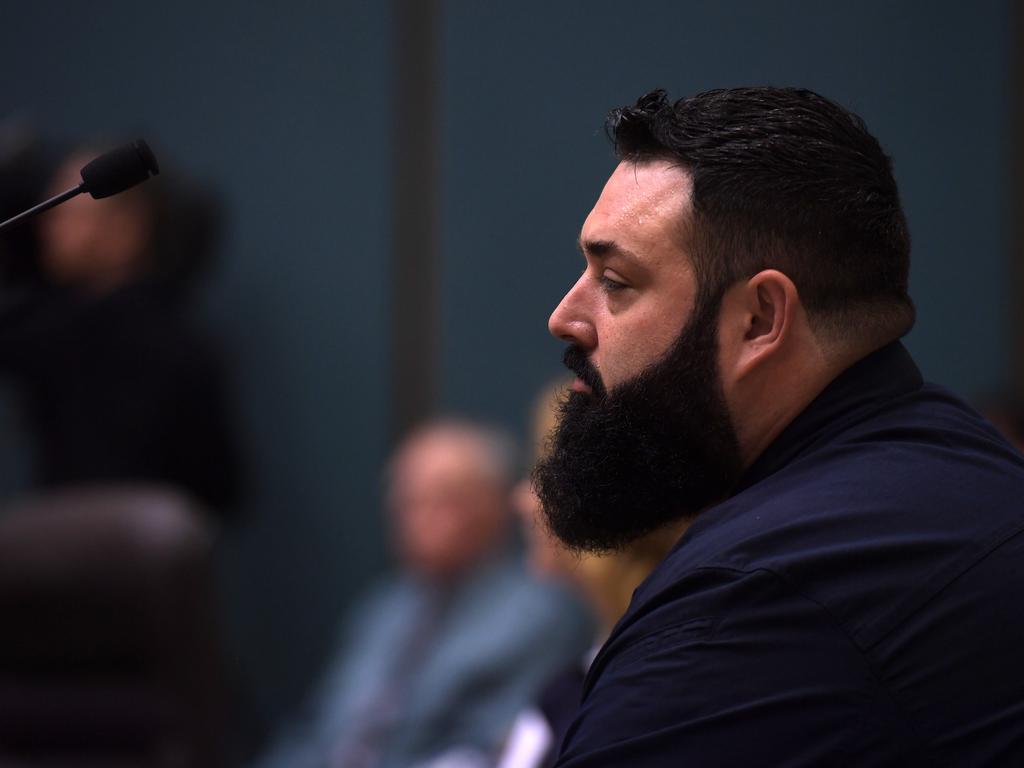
0 140 160 233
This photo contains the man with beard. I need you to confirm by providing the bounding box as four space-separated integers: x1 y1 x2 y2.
533 88 1024 766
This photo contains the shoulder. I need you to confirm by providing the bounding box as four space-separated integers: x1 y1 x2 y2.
645 383 1024 647
561 567 907 767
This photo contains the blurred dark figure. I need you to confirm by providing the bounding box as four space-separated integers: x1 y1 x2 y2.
0 137 238 515
0 120 50 287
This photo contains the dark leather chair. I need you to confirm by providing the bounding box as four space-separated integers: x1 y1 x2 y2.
0 486 227 767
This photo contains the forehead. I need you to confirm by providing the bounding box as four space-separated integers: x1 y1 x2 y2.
581 160 693 267
391 431 491 491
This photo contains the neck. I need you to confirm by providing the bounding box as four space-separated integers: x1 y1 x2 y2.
733 341 873 470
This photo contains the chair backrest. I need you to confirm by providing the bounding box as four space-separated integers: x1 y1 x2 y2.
0 485 226 767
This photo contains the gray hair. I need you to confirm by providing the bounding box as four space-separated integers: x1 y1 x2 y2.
388 418 519 492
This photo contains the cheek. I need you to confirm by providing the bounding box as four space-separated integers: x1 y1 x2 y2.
599 315 686 388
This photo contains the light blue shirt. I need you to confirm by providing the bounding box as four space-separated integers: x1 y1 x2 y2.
254 553 591 768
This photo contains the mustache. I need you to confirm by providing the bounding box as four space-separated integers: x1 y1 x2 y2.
562 345 606 397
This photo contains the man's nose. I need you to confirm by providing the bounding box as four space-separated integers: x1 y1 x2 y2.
548 275 597 350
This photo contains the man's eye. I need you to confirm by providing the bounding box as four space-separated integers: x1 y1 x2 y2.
599 275 627 293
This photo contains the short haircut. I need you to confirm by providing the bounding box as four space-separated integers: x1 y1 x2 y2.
607 87 915 346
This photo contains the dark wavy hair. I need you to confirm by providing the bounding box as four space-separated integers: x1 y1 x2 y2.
607 88 915 345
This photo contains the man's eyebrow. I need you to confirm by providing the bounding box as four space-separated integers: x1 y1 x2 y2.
577 237 641 265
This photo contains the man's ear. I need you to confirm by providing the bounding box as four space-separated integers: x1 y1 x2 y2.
719 269 800 381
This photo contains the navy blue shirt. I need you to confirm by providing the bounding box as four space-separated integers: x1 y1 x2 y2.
556 343 1024 766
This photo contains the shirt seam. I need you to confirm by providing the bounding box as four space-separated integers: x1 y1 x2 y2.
686 563 931 761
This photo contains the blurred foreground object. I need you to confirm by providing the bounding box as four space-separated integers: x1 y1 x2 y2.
253 420 590 768
0 486 227 766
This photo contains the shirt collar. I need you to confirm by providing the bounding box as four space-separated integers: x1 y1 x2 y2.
735 341 924 493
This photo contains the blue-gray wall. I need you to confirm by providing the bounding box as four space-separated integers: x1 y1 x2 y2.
0 0 1014 742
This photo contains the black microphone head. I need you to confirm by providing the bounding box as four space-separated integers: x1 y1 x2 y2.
79 139 160 200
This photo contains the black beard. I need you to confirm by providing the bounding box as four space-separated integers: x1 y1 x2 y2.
532 296 743 554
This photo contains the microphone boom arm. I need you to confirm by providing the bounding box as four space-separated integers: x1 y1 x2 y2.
0 139 159 235
0 184 85 233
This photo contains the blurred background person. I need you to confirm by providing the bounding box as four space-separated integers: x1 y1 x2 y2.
253 419 590 768
0 140 239 517
498 381 685 768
